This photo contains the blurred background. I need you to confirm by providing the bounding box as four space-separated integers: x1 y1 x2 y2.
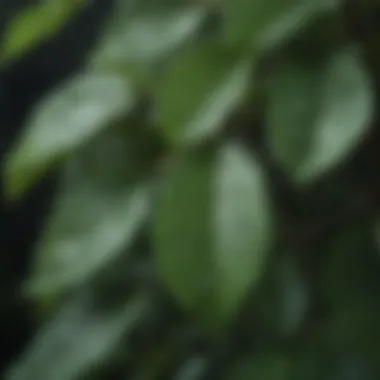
1 0 380 379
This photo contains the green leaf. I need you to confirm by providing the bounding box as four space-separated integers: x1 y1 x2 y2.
5 72 135 200
92 3 207 70
155 43 251 146
154 142 272 329
6 290 150 380
222 0 337 51
0 0 84 66
266 57 323 173
26 131 151 298
266 48 373 183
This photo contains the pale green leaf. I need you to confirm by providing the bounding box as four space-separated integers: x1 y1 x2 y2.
214 144 272 320
5 72 135 200
154 142 272 328
92 4 207 69
155 43 251 146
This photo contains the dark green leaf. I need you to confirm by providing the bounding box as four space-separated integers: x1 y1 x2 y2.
26 131 151 298
222 0 337 51
256 254 309 339
266 48 373 183
155 43 251 146
6 291 150 380
154 142 272 328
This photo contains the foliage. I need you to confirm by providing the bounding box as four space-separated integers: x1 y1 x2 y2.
2 0 380 379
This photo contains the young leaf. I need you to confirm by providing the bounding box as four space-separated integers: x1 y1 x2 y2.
0 0 84 66
154 142 272 329
5 72 135 200
155 43 251 146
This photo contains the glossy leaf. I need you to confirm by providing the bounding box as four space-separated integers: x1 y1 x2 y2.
155 43 251 146
154 142 272 328
5 72 135 200
0 0 84 66
266 48 373 183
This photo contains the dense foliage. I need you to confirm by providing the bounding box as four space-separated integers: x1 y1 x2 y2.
1 0 380 379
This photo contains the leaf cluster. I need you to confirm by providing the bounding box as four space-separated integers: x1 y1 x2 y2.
2 0 380 379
